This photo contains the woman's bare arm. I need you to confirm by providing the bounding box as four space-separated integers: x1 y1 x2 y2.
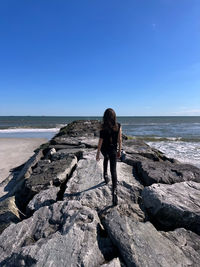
96 138 103 161
117 126 122 158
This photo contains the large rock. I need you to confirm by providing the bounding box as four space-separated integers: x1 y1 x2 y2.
5 149 44 198
142 181 200 234
101 209 192 267
123 139 160 158
25 155 77 194
51 136 99 149
26 187 60 214
162 228 200 265
50 148 94 161
0 200 116 266
123 139 176 163
54 120 127 140
64 156 144 220
16 149 44 180
55 120 101 138
0 196 20 234
137 160 200 185
50 136 83 146
77 136 99 148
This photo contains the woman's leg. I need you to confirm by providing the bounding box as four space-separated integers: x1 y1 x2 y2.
103 156 109 183
109 151 118 205
103 156 108 176
101 150 109 183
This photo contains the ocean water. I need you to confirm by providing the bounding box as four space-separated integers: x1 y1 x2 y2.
0 116 200 167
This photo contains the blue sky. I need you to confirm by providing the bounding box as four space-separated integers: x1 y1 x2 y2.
0 0 200 116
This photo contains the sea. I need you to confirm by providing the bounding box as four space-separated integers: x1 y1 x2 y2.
0 116 200 168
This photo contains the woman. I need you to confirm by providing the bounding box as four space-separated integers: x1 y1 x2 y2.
96 108 122 206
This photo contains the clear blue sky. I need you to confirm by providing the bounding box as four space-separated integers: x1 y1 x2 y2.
0 0 200 116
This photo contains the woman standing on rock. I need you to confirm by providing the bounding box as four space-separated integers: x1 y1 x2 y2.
96 108 122 206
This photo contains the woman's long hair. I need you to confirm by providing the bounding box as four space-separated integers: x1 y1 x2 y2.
102 108 119 132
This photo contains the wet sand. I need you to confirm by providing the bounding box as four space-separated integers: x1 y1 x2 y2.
0 138 47 197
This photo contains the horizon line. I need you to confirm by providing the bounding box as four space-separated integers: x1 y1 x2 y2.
1 115 200 117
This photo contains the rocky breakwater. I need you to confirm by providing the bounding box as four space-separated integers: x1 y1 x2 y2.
0 120 200 267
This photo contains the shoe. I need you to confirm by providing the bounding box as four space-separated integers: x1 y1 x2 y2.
104 174 109 184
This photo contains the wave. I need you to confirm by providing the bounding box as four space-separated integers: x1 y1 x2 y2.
53 124 67 129
0 124 67 130
147 141 200 168
121 123 172 126
0 128 60 133
129 136 200 142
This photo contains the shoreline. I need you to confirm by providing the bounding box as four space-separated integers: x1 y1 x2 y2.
0 138 47 198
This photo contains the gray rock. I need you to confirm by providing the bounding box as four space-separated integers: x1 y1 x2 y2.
78 136 99 148
52 136 99 149
7 150 44 197
54 120 128 140
16 149 44 180
123 153 147 164
122 153 150 180
64 158 103 197
142 181 200 234
162 228 200 265
64 157 144 219
123 139 155 154
48 144 86 151
0 200 115 266
0 196 20 234
25 155 77 194
26 187 60 214
122 154 180 186
35 159 51 167
51 148 94 161
50 136 82 146
55 120 101 138
101 258 122 267
101 210 192 267
123 139 176 162
82 149 98 160
137 160 200 185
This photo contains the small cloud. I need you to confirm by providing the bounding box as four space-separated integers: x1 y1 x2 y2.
152 23 156 30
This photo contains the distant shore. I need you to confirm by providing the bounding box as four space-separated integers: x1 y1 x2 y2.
0 138 47 197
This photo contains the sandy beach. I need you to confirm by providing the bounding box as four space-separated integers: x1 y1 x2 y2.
0 138 47 197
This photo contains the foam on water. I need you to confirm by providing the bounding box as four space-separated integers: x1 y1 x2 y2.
0 128 60 133
0 128 60 139
147 141 200 168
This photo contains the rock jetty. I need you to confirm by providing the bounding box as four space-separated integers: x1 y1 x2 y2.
0 120 200 267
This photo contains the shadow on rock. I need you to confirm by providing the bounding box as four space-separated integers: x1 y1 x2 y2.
0 163 25 202
96 222 119 263
0 253 37 267
64 181 105 198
